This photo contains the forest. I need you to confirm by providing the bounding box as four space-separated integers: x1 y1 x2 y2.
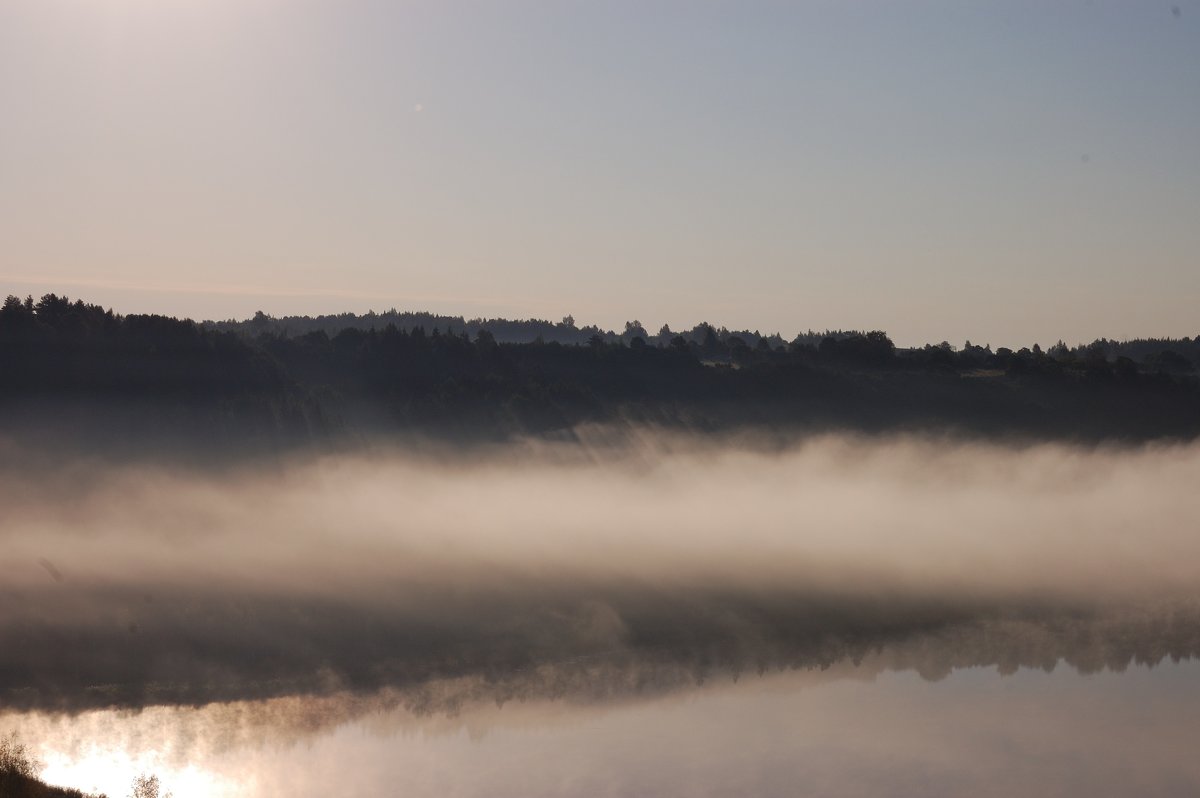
3 293 1199 457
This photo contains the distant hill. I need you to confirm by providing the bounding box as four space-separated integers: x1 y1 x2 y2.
202 308 839 350
3 293 1199 458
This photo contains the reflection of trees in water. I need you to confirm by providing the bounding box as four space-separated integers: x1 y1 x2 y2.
3 593 1198 716
3 601 1198 772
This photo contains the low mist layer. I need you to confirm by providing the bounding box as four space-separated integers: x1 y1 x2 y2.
3 431 1199 712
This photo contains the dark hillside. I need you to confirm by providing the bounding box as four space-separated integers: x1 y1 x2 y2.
3 294 1198 457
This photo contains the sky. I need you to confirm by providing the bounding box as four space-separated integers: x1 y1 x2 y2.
1 0 1197 347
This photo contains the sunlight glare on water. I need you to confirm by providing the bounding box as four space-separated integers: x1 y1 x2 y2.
17 657 1200 798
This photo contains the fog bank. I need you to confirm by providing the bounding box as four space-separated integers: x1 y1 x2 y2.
3 432 1199 711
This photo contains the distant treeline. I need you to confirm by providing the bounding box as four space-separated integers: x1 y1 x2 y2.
203 307 1200 368
205 308 826 349
3 293 1200 454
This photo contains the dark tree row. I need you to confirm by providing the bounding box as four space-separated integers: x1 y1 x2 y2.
3 294 1199 456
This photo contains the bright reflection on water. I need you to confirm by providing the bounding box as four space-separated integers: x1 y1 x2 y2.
11 657 1200 798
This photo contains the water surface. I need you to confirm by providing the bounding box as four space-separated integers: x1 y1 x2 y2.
12 657 1200 798
4 434 1200 796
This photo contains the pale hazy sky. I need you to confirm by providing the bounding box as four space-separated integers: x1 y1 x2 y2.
1 0 1197 346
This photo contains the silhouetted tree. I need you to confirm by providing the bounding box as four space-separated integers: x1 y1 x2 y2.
130 773 170 798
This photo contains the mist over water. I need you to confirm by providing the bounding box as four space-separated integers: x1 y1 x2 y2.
3 431 1200 706
3 430 1200 795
